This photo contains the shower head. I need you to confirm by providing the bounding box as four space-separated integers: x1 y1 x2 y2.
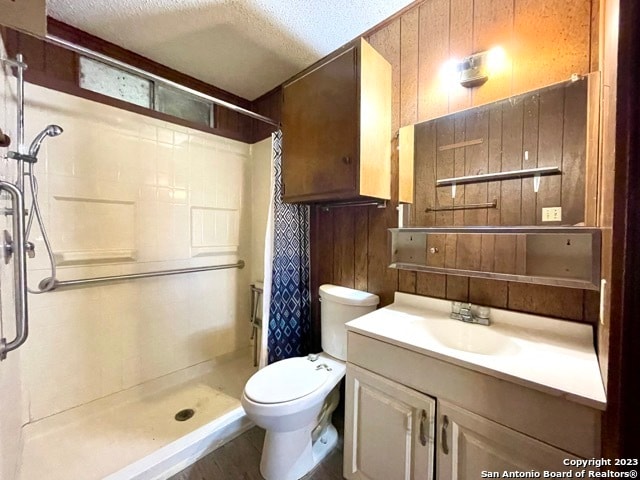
28 125 63 158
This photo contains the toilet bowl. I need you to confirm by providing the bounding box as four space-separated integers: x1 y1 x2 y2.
241 285 379 480
241 352 345 480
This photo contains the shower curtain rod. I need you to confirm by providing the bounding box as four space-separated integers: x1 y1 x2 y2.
45 35 280 128
38 261 245 292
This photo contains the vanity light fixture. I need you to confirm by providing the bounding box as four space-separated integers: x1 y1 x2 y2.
459 51 490 87
444 46 507 88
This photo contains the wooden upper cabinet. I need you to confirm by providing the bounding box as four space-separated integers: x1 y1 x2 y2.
0 0 46 37
281 38 392 203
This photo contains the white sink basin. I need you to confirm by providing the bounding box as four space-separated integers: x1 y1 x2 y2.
423 320 519 355
345 292 607 410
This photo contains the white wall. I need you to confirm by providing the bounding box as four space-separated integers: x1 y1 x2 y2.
0 35 24 480
20 83 253 422
250 136 272 284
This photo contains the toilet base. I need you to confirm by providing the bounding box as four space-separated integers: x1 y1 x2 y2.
259 423 339 480
260 426 313 480
312 423 338 466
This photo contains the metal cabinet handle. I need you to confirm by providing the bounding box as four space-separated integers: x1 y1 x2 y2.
419 409 428 446
342 156 352 165
441 415 450 455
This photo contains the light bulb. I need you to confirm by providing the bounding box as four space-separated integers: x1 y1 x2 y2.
486 46 507 74
439 58 460 89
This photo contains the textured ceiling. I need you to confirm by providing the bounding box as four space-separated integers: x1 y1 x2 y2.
47 0 414 100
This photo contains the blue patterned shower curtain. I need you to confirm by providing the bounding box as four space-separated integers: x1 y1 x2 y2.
267 131 311 364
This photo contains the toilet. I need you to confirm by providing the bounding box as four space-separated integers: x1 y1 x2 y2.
241 284 379 480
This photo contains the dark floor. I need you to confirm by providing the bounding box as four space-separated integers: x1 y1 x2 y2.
169 425 344 480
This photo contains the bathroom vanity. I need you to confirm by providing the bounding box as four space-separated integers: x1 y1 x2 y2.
343 293 606 480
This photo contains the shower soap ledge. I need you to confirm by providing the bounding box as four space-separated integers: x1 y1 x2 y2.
54 248 137 265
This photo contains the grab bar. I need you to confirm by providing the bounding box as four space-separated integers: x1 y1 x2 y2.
39 261 245 291
0 181 29 360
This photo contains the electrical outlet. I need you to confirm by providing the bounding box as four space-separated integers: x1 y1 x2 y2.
542 207 562 222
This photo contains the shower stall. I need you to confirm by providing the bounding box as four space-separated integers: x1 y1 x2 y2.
0 36 275 480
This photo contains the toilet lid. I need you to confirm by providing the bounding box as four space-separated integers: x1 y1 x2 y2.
244 357 330 404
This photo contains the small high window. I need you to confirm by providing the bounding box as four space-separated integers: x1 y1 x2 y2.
155 84 213 127
78 56 215 128
79 57 152 108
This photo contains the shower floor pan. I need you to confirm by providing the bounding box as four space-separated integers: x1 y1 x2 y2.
18 350 257 480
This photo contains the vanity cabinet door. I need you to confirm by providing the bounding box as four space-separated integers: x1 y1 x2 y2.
436 400 579 480
344 363 436 480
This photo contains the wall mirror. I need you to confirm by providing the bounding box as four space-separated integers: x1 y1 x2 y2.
395 74 601 289
399 73 599 227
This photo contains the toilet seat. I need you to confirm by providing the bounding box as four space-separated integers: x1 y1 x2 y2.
244 357 330 404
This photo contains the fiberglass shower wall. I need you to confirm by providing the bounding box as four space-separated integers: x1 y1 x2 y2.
16 82 252 422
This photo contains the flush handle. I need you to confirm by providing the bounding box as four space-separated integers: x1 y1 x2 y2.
419 409 428 446
441 415 450 455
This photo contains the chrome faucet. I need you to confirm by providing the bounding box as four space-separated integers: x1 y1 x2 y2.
450 302 491 326
315 363 332 371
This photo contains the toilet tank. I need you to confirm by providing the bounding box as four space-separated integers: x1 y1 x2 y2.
319 284 379 361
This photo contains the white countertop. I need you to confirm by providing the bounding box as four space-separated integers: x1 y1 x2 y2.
345 292 606 410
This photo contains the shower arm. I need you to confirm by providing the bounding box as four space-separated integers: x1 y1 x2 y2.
0 181 29 360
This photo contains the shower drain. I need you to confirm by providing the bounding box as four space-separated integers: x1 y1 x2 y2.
174 408 195 422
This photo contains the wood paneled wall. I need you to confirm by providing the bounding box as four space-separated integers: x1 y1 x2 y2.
251 85 282 143
306 0 600 350
1 18 255 143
